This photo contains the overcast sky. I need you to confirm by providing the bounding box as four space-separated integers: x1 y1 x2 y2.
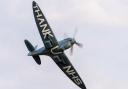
0 0 128 89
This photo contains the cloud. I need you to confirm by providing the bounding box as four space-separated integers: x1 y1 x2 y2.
37 0 128 27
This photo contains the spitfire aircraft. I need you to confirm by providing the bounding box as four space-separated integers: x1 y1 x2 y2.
24 1 86 89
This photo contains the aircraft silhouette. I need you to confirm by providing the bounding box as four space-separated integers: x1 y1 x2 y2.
24 1 86 89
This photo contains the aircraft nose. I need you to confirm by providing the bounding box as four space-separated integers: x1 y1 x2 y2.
72 39 76 44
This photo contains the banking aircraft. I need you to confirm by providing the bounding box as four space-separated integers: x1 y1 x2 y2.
24 1 86 89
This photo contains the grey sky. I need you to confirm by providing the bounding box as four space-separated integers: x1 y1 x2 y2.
0 0 128 89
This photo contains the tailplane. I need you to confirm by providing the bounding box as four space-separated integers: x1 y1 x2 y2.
24 39 41 65
32 56 41 65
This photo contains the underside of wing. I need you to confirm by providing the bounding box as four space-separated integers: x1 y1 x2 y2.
50 53 86 89
32 1 58 49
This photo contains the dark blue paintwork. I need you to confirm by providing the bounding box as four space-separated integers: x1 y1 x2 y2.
24 1 86 89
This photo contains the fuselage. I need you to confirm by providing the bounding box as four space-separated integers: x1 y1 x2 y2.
59 38 74 50
28 38 75 56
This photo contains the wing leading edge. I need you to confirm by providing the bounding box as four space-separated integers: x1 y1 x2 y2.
50 53 86 89
32 1 58 49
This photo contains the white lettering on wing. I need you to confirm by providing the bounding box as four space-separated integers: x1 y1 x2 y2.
37 18 45 25
33 5 42 18
33 3 53 39
51 46 62 55
63 66 83 85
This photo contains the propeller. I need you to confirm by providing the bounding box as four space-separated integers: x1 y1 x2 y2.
75 42 83 48
70 28 83 55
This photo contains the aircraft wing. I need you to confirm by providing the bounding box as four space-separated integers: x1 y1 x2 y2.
50 53 86 89
32 1 58 49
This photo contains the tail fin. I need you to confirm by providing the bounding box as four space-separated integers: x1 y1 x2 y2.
24 39 41 65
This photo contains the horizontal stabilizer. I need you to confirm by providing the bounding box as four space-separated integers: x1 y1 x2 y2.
24 39 41 65
32 56 41 65
24 39 34 52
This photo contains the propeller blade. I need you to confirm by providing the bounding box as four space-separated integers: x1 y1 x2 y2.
70 27 83 55
73 27 78 39
75 42 83 48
